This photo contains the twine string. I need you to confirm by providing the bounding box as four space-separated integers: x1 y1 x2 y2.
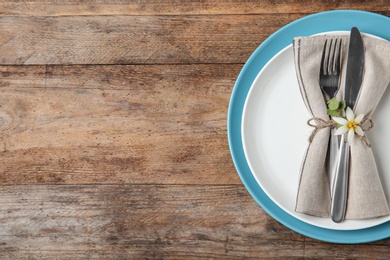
307 117 336 143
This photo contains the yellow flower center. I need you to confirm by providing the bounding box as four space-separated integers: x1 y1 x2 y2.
347 120 358 130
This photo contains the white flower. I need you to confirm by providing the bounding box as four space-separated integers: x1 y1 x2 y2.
333 107 365 143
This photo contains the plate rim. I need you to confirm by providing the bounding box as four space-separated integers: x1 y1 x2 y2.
227 9 390 244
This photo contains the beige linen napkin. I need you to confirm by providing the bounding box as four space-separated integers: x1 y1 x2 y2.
294 34 390 219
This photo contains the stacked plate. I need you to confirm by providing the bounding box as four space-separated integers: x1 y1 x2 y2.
227 10 390 243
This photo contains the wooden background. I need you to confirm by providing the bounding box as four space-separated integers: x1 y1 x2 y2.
1 1 390 258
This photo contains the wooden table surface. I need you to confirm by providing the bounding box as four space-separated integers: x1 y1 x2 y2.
1 1 390 258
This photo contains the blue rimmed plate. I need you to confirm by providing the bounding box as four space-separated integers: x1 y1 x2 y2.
227 10 390 243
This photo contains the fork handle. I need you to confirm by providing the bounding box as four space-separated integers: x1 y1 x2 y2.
330 134 349 223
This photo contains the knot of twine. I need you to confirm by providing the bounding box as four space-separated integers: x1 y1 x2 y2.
307 117 374 148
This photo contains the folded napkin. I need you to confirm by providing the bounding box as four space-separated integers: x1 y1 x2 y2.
294 34 390 219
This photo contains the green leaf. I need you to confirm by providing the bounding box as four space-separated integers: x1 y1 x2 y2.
327 108 340 117
339 100 346 110
328 98 339 110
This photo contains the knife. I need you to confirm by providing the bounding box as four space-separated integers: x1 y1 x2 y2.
330 27 365 223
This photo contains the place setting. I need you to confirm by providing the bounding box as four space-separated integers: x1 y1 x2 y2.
228 10 390 243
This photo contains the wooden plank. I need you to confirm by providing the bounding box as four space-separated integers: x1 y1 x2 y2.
0 184 305 259
3 12 389 65
0 64 240 184
0 14 300 65
303 240 390 259
1 184 389 258
1 1 390 16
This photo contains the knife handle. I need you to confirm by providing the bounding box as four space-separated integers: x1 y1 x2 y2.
330 134 350 223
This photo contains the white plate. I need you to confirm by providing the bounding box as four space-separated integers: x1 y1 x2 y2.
242 31 390 230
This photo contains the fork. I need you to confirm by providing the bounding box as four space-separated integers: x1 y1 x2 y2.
319 38 342 198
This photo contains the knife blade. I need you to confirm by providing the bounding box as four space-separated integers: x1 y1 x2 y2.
344 28 365 109
330 27 365 223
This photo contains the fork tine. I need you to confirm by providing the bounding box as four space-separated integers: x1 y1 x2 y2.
323 38 342 76
319 38 342 99
329 39 341 75
320 39 328 76
327 39 335 75
332 39 338 75
333 39 342 75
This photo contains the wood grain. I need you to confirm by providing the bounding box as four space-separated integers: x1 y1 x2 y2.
303 241 390 259
0 64 239 184
1 184 390 258
1 0 390 16
0 184 304 259
2 0 390 257
0 14 299 65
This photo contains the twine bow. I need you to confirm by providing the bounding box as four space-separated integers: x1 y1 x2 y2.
307 117 374 147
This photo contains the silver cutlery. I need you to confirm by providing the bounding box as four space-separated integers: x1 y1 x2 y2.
331 27 365 223
319 38 342 197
